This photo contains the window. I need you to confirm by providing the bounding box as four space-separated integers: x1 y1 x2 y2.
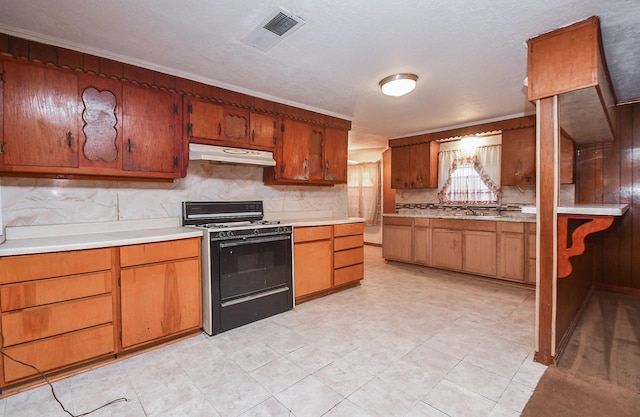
438 144 501 204
348 161 381 226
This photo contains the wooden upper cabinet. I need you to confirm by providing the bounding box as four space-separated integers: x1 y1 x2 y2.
527 16 617 143
501 127 536 186
501 126 575 186
0 57 185 180
1 59 79 168
249 112 278 149
391 141 439 189
122 83 183 175
324 127 348 183
187 98 252 147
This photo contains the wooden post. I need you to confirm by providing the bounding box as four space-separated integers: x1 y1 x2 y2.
535 96 559 365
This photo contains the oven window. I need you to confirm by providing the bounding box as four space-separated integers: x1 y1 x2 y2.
217 236 292 301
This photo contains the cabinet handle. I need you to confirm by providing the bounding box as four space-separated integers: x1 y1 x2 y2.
218 123 222 136
66 131 73 148
280 165 285 173
127 138 133 153
251 129 256 142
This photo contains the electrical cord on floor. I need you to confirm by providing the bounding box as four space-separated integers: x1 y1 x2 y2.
0 333 128 417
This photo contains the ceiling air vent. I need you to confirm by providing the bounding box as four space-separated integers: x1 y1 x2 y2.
242 8 305 52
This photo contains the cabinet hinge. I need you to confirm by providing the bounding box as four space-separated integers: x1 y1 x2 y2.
187 103 192 113
173 156 179 167
273 136 277 145
187 123 193 134
118 276 121 286
0 71 3 82
173 104 179 114
281 123 285 133
0 143 4 154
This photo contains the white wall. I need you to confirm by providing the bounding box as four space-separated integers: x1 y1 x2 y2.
0 163 348 229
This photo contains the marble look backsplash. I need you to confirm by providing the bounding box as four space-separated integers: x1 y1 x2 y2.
395 184 575 207
0 162 347 231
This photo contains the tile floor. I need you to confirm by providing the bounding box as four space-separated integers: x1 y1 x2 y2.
0 245 547 417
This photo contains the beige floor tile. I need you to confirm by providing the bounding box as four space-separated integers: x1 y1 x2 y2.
276 375 343 417
424 379 496 417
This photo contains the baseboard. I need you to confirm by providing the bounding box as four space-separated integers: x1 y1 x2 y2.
595 284 640 297
555 286 594 363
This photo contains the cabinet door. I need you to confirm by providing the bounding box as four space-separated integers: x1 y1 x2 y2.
280 120 325 181
411 142 438 189
188 98 224 142
222 106 250 145
249 112 277 149
120 258 201 348
391 146 412 189
294 239 333 298
464 230 497 276
499 232 525 281
431 228 463 270
501 127 536 186
414 226 431 265
324 127 348 183
122 84 182 175
382 225 413 262
2 60 79 168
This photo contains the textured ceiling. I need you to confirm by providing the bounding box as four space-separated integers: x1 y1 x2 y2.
1 0 639 152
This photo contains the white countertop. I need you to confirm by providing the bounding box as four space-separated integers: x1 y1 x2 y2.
0 218 203 256
285 217 365 227
383 213 536 223
520 203 630 216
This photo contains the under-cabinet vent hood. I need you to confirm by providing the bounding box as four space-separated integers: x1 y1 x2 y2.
189 143 276 167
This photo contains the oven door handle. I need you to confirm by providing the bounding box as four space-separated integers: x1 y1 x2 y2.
221 286 290 307
218 234 291 248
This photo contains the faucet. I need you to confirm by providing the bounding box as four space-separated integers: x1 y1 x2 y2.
465 206 476 216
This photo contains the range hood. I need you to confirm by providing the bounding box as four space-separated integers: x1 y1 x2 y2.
189 143 276 167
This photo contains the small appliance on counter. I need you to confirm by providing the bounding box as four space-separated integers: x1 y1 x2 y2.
182 201 293 335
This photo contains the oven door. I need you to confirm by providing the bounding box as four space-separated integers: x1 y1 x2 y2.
210 233 293 333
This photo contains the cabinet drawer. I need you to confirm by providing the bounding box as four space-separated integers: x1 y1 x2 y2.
334 235 363 251
414 218 430 227
383 217 412 226
499 222 524 233
432 219 496 232
334 263 363 287
0 248 112 285
334 247 364 269
1 294 113 346
294 226 332 243
2 324 115 383
1 271 112 312
120 237 200 267
334 222 364 237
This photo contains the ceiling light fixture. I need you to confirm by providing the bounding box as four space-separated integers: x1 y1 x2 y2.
379 73 418 97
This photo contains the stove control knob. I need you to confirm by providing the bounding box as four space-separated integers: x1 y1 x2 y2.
254 229 260 234
227 231 235 238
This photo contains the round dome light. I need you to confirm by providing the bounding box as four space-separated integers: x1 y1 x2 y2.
379 73 418 97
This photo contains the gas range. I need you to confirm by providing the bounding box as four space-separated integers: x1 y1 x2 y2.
182 201 292 240
181 200 294 335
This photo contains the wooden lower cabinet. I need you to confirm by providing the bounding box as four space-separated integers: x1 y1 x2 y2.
119 238 202 349
382 217 413 262
0 248 117 387
431 228 463 270
498 222 526 282
464 230 497 276
383 216 534 285
0 237 202 390
294 222 364 303
413 218 431 265
294 226 333 300
333 223 364 287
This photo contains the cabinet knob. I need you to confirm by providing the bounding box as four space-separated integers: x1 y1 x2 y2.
251 129 256 142
127 138 133 153
218 123 222 136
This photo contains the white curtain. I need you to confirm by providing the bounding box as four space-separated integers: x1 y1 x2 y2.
475 144 501 192
348 162 381 226
437 145 501 204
